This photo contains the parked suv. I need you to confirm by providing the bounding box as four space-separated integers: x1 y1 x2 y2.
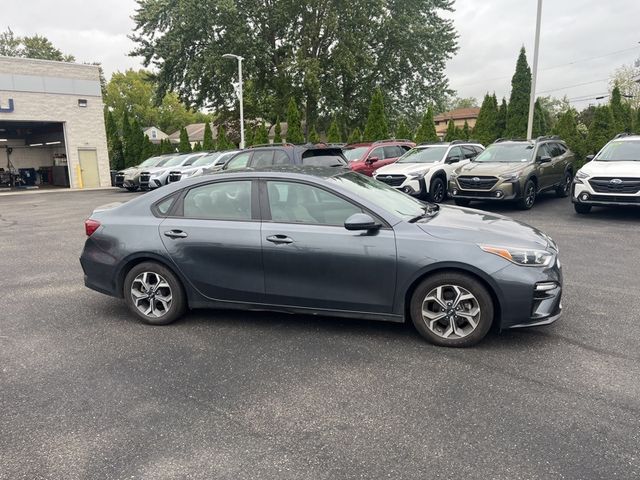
572 133 640 214
373 141 484 202
219 144 348 171
140 152 209 189
167 150 239 183
344 139 415 176
449 136 575 210
115 154 174 191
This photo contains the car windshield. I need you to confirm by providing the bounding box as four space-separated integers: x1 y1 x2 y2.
343 147 369 161
191 153 221 166
154 156 177 167
596 140 640 161
163 155 192 167
329 172 425 218
214 152 237 165
397 147 446 164
474 143 534 163
139 156 163 167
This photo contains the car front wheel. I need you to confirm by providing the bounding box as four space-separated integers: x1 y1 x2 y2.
518 180 536 210
428 177 447 203
556 171 572 197
124 262 187 325
410 272 494 347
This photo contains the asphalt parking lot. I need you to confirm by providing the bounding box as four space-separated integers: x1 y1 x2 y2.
1 188 639 479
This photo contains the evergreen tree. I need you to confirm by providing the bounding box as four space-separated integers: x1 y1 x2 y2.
363 88 389 141
327 116 342 143
121 110 133 167
202 121 215 150
461 121 470 140
348 127 362 143
635 108 640 134
610 85 633 133
414 106 439 143
505 47 532 138
532 99 548 138
586 105 615 154
286 99 304 143
254 121 269 144
178 127 192 153
161 139 176 154
244 123 255 147
473 93 499 145
395 119 412 141
444 119 456 141
216 124 235 150
308 124 320 143
105 110 125 170
553 108 586 165
496 98 508 138
192 141 202 151
273 118 283 144
141 134 156 160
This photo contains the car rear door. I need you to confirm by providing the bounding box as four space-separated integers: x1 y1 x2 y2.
259 179 397 313
159 179 265 302
535 144 555 190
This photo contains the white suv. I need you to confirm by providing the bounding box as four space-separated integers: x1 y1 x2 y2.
373 141 484 202
572 134 640 214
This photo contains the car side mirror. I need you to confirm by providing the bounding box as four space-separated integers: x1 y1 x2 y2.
585 154 595 162
344 213 381 232
366 156 380 164
538 155 552 163
446 156 462 164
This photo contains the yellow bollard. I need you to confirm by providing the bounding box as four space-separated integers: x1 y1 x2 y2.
76 164 83 189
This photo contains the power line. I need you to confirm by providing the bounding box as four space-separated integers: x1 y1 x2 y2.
537 78 609 94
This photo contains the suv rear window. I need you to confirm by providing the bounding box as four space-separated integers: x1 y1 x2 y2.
301 149 347 167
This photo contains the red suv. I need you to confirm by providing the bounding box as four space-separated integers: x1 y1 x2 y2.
344 139 415 176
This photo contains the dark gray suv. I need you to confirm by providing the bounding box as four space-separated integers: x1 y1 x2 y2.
81 167 562 347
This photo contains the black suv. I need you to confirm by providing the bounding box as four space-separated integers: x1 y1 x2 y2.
214 144 349 172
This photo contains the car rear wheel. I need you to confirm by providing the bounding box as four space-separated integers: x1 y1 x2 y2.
556 171 572 197
517 180 536 210
454 199 470 207
410 272 494 347
124 262 186 325
574 203 592 214
428 177 447 203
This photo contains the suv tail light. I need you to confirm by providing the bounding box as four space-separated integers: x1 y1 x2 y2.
85 219 101 237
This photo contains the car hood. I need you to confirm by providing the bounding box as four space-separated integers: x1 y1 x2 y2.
142 166 172 175
119 166 139 175
580 160 640 177
418 205 552 250
455 161 528 176
169 164 202 173
375 162 438 176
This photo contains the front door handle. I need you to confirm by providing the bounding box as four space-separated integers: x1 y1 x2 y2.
164 230 188 239
266 234 293 245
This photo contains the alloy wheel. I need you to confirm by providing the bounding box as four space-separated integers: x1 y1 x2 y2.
421 285 481 339
432 180 445 203
130 271 173 318
563 174 571 194
525 184 535 207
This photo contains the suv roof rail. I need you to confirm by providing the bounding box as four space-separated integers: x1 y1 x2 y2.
614 132 633 139
418 141 446 146
248 142 295 149
373 138 413 144
494 137 529 143
449 139 481 145
534 135 560 142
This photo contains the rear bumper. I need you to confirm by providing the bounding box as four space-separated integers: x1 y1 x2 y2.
80 239 120 298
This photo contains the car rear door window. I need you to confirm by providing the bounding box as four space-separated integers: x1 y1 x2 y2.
369 147 385 160
462 146 477 159
225 152 251 170
273 150 290 165
251 150 275 167
536 144 551 160
183 181 252 220
383 146 404 158
267 181 362 226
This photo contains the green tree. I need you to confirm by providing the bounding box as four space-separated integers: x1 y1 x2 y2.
327 116 342 143
216 125 235 150
363 88 389 141
496 98 508 138
178 127 192 153
586 105 615 154
635 108 640 134
141 135 156 160
553 108 586 166
610 85 633 133
192 141 202 151
444 119 456 141
244 124 255 147
160 138 175 154
414 106 439 143
395 119 412 141
532 98 548 137
131 0 458 127
202 121 215 150
273 118 283 144
0 28 21 57
348 127 362 143
286 99 304 143
461 121 470 140
308 124 320 143
473 93 499 145
0 29 75 61
506 47 532 138
105 110 125 170
254 121 269 144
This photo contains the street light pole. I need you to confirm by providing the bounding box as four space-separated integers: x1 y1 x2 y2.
223 54 245 149
526 0 543 140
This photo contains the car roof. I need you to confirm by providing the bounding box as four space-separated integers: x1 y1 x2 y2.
208 165 347 179
612 134 640 142
344 139 414 148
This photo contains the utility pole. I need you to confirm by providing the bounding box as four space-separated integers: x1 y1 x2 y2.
526 0 543 140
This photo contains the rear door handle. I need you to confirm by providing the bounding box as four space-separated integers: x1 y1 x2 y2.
266 234 293 245
164 230 188 239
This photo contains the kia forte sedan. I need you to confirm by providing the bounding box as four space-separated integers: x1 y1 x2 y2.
80 167 562 347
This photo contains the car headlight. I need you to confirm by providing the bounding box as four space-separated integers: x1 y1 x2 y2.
500 172 522 182
480 245 554 267
574 170 589 184
450 172 458 179
408 170 429 179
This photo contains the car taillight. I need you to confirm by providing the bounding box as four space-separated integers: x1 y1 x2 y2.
85 219 101 237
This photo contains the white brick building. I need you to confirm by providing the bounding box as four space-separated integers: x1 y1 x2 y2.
0 57 110 189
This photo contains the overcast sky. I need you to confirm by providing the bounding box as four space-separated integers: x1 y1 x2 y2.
3 0 639 108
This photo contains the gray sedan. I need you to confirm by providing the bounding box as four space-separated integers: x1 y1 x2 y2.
80 167 562 347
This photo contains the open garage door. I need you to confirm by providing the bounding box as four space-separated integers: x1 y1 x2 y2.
0 120 69 191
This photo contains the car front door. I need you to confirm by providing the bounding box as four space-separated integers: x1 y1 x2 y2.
535 144 555 190
550 143 568 185
260 179 397 314
159 179 265 302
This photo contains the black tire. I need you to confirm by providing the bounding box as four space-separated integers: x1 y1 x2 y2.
123 261 187 325
454 199 470 207
517 179 536 210
574 203 592 214
428 177 447 203
125 185 138 192
409 272 494 347
556 171 572 197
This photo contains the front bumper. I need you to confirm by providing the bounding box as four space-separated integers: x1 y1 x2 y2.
572 181 640 206
375 175 426 197
449 179 522 201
